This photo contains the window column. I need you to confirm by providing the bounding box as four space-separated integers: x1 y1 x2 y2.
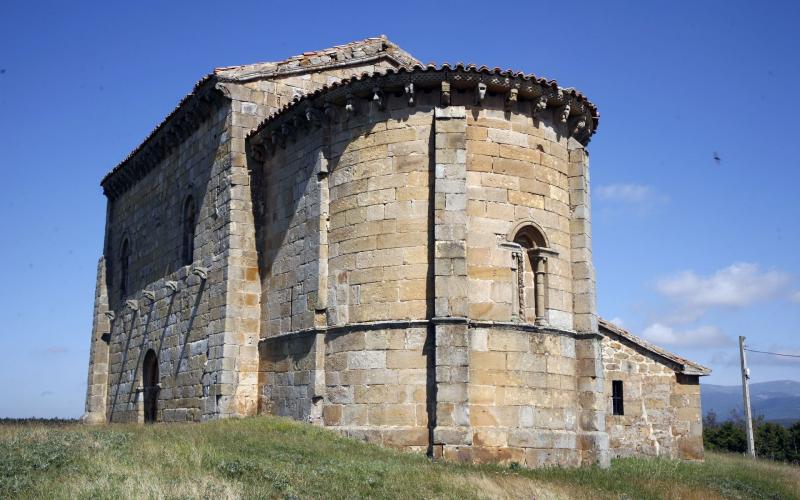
527 247 557 327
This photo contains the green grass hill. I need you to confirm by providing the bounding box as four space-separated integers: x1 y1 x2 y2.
1 416 798 499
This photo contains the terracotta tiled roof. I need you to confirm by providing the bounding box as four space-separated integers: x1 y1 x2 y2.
215 35 418 81
101 36 419 191
247 62 599 141
598 318 711 375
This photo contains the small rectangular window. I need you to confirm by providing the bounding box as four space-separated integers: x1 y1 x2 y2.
612 380 624 416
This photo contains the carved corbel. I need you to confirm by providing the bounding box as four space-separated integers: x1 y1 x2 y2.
305 105 321 127
533 94 548 117
143 290 156 302
559 102 571 124
440 80 451 106
372 85 384 110
345 92 355 116
126 299 139 311
568 114 590 142
505 88 518 112
104 310 116 321
323 101 336 122
292 114 305 133
281 123 293 143
192 266 209 280
475 82 487 105
277 124 289 147
165 281 179 294
249 142 265 163
405 82 415 106
263 139 275 158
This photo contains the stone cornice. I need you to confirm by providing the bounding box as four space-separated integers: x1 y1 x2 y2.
258 319 595 343
100 36 420 201
246 64 600 163
100 77 224 200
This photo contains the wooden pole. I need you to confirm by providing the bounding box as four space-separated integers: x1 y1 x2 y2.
739 336 756 458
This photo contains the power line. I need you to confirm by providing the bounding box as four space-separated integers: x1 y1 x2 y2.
744 348 800 359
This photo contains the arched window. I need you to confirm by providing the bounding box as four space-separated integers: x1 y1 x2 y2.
182 196 195 266
120 238 130 299
510 223 556 326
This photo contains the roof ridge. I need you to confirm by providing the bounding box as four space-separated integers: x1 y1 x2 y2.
213 35 417 76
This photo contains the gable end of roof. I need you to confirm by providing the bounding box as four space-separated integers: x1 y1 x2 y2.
598 318 711 376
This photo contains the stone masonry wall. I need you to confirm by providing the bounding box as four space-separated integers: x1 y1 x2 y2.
465 326 582 467
222 59 410 417
325 102 435 326
254 91 437 429
602 335 704 460
104 101 230 423
464 100 574 329
251 84 610 465
91 55 408 423
322 325 432 452
253 126 323 337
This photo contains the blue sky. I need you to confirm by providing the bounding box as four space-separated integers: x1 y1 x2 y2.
0 0 798 418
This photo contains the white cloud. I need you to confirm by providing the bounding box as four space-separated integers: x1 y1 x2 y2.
655 263 790 309
608 317 625 327
642 323 732 348
595 183 667 204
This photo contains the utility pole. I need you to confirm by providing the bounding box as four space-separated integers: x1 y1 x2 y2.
739 336 756 458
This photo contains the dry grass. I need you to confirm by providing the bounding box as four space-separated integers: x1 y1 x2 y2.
1 417 797 499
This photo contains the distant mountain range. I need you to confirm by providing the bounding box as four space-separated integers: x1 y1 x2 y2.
702 380 800 425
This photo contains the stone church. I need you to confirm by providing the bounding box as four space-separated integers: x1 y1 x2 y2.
83 36 709 467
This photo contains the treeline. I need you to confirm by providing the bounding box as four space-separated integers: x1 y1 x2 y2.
0 418 78 426
703 410 800 463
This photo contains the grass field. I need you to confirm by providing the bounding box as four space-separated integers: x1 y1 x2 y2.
1 416 798 499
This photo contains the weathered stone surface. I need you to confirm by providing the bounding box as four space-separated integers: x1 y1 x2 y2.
85 37 707 470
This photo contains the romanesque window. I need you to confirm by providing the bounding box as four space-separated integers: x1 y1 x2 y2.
182 195 196 266
612 380 624 415
120 238 130 299
510 223 556 326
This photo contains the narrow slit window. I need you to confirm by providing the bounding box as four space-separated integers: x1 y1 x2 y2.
182 196 196 266
120 238 130 299
612 380 624 416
